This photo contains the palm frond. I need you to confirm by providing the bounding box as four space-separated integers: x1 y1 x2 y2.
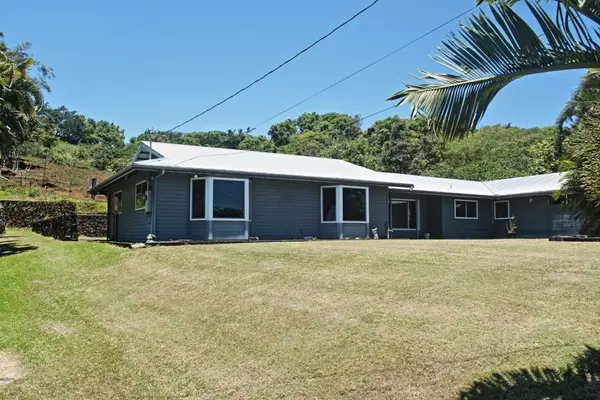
477 0 600 25
388 1 600 139
556 68 600 126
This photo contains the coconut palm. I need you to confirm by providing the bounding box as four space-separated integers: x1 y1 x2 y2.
388 0 600 139
0 50 42 149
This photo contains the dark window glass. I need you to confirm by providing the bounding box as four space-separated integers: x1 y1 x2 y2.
495 201 509 219
322 187 336 222
392 200 417 229
135 181 147 210
409 200 417 229
455 200 477 219
191 179 206 219
466 201 477 218
213 180 245 219
343 188 366 222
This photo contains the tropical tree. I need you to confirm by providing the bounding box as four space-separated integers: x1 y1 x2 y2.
0 50 43 157
388 0 600 139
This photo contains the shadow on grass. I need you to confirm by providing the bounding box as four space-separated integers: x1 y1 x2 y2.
460 346 600 399
0 239 37 257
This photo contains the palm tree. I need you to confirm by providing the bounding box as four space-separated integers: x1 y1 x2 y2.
0 50 43 154
388 0 600 139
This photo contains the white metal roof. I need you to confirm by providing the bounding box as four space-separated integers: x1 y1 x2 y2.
483 173 566 197
383 172 494 197
92 142 565 197
135 142 412 186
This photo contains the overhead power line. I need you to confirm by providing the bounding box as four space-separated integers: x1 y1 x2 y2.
165 0 383 133
249 5 478 132
359 106 396 122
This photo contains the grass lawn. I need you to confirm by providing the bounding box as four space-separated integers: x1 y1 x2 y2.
0 230 599 399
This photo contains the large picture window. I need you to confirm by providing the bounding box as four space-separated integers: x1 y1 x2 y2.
321 185 369 223
190 179 206 220
135 181 147 211
342 187 367 222
189 177 249 221
213 179 245 219
392 199 417 229
321 187 337 222
494 200 510 220
454 199 478 219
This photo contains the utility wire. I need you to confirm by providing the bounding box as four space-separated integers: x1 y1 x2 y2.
359 106 396 122
249 5 478 132
165 0 383 133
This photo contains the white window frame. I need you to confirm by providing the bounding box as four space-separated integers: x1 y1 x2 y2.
113 190 123 215
189 177 250 222
134 180 148 211
494 200 510 220
189 177 207 221
320 186 338 224
320 185 369 224
454 199 478 220
391 199 417 230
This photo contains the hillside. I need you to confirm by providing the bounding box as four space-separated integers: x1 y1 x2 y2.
0 157 109 212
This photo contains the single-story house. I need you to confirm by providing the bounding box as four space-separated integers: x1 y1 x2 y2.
89 141 579 242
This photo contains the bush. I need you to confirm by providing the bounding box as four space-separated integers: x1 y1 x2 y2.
75 200 107 215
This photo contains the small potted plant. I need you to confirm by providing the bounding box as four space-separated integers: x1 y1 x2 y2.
506 216 518 238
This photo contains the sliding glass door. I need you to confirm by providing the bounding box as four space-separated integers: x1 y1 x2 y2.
391 199 417 230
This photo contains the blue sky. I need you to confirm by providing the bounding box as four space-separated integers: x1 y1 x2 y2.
3 0 583 139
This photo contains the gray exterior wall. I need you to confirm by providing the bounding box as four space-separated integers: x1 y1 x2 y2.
104 170 578 242
492 195 580 238
250 179 320 240
107 171 154 242
441 197 493 239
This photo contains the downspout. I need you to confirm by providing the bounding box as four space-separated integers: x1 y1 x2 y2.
150 169 166 239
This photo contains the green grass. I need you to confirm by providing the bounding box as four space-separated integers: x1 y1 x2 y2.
0 231 599 399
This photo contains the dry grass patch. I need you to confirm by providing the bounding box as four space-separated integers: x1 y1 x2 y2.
0 352 23 385
1 232 599 399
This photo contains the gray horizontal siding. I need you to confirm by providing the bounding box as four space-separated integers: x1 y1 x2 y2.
319 223 338 239
250 179 320 240
491 195 580 238
442 197 493 239
342 223 369 239
156 173 191 240
108 171 153 242
369 186 388 238
188 221 208 241
213 221 247 240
